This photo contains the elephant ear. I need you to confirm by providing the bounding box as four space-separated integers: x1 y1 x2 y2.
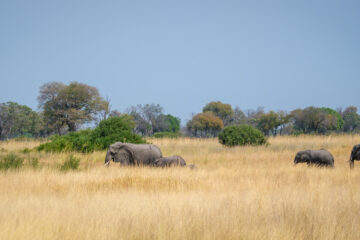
109 142 122 154
119 145 135 164
301 152 310 162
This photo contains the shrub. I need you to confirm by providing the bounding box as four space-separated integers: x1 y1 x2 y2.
37 130 93 153
60 155 80 171
91 116 145 150
218 124 267 147
30 158 39 168
21 148 31 154
0 153 24 170
153 132 183 138
37 116 145 153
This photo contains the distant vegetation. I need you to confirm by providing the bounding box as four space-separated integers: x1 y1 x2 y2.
0 153 24 170
1 81 359 144
218 125 267 147
153 132 183 139
59 155 80 171
37 116 145 153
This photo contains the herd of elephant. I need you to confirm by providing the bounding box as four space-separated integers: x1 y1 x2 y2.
104 142 360 169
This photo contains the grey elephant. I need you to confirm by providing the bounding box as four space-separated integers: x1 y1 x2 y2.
349 144 360 169
153 155 186 167
294 149 334 167
104 142 162 166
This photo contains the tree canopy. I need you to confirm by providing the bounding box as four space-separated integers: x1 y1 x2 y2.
203 101 234 126
186 112 224 137
0 102 43 139
38 82 108 134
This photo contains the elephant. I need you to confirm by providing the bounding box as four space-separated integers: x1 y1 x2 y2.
104 142 162 166
153 155 186 167
293 149 334 167
349 144 360 169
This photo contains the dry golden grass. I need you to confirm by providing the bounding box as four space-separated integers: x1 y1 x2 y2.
0 135 360 239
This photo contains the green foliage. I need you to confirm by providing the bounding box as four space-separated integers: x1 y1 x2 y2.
164 114 181 133
342 106 360 132
203 101 234 126
320 108 344 131
218 125 267 147
60 155 80 171
291 107 345 134
153 131 183 138
37 130 94 153
30 158 39 168
38 81 108 133
187 112 224 137
0 102 43 139
37 116 145 152
0 153 24 170
91 116 145 149
21 148 32 154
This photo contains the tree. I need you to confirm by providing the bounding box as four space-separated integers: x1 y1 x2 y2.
38 82 108 134
230 107 247 125
290 107 342 134
245 107 265 127
186 112 224 137
203 101 234 126
342 106 360 132
257 111 282 136
0 102 43 139
127 104 168 136
320 108 344 131
153 114 180 133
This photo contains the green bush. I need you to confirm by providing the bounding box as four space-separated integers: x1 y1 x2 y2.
37 130 93 153
60 155 80 171
153 131 183 138
37 116 145 153
218 125 267 147
91 116 145 150
0 153 24 170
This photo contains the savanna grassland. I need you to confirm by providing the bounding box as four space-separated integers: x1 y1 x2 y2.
1 135 360 240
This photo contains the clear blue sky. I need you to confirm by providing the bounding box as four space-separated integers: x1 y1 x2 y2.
0 0 359 123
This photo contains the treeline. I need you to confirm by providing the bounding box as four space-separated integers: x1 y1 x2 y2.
186 102 360 137
0 82 359 140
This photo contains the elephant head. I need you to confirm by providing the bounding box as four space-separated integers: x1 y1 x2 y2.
104 142 134 166
294 151 310 165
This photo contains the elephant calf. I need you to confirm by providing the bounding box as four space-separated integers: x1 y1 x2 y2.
350 144 360 169
153 155 186 167
294 149 334 167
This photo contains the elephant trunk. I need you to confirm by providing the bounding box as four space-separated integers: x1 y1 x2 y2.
350 154 354 169
104 149 112 167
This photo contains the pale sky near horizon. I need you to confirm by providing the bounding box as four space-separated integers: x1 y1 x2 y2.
0 0 359 124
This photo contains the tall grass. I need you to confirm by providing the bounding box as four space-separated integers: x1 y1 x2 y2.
0 135 359 239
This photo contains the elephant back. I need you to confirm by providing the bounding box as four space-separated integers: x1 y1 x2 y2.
128 143 162 165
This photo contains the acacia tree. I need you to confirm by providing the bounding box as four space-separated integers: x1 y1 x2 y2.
38 82 108 134
186 112 224 137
